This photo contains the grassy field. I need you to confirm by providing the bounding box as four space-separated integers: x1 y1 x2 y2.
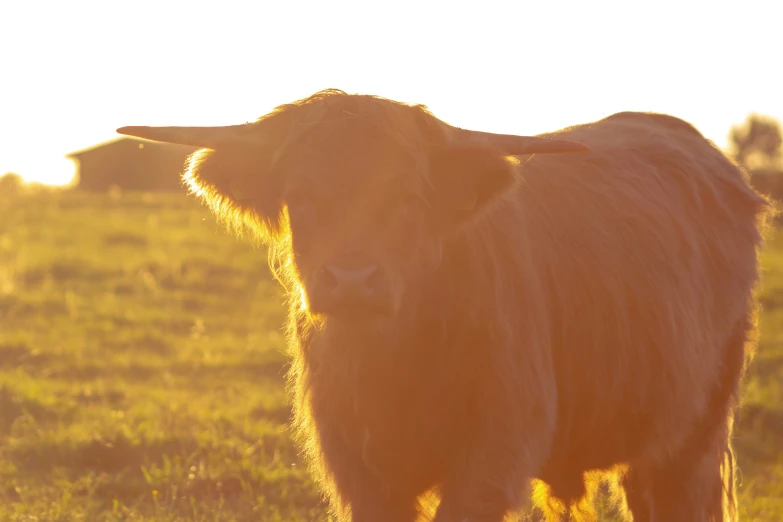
0 189 782 521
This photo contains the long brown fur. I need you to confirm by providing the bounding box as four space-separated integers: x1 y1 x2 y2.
181 90 772 521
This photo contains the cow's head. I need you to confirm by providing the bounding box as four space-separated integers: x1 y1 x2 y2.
118 90 588 322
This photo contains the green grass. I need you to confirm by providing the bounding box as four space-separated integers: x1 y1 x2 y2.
0 189 782 521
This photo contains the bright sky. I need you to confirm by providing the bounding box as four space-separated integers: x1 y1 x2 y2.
0 0 780 185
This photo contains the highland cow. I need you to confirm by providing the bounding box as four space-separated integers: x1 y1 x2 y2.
118 89 771 522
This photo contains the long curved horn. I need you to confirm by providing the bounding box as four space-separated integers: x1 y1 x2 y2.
115 124 260 149
452 127 591 154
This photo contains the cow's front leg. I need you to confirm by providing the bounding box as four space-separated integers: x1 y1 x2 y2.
325 464 422 522
433 431 553 522
347 480 420 522
433 376 556 522
317 428 420 522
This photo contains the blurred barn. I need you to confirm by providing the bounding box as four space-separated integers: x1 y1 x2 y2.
68 138 198 191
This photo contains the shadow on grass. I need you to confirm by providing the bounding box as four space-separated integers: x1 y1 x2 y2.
0 385 73 436
102 334 173 357
41 359 290 384
0 342 54 369
103 232 149 247
21 261 121 286
5 431 326 518
249 403 293 425
0 295 69 319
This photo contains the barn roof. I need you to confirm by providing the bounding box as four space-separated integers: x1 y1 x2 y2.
66 137 198 158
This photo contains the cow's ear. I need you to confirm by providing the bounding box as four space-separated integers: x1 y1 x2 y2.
428 146 519 230
182 145 284 243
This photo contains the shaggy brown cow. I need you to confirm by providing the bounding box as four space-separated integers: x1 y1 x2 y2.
118 89 771 522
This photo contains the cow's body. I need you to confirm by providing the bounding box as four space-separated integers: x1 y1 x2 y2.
525 113 765 519
119 91 771 521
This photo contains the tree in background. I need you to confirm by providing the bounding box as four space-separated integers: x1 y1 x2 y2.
0 172 24 194
729 114 782 170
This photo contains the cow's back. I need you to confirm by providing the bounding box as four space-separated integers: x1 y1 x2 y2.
513 112 769 481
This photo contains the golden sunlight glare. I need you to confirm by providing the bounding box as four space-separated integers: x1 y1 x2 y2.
0 0 780 185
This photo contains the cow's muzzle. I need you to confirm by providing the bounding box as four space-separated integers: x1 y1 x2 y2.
308 261 389 316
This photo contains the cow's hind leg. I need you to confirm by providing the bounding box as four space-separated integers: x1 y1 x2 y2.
618 466 651 522
622 316 749 522
622 433 733 522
